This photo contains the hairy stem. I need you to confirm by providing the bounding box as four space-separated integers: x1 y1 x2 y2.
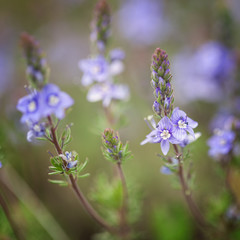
173 144 208 229
0 190 25 240
47 116 117 235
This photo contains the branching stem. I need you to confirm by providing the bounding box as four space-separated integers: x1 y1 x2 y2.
47 116 117 235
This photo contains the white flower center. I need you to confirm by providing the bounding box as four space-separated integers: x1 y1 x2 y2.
161 130 171 140
178 119 187 129
28 100 37 112
33 124 41 132
48 94 60 107
92 65 101 74
101 84 110 93
220 139 226 145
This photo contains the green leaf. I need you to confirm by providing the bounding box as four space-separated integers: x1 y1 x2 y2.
48 179 68 186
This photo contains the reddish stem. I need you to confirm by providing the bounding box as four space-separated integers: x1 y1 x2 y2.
47 116 117 235
173 144 208 229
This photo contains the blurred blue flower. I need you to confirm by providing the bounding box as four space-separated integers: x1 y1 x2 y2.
109 48 125 61
79 55 124 86
209 110 234 131
207 129 235 157
160 166 172 175
87 82 129 107
141 116 180 155
17 91 42 123
0 161 2 168
27 122 45 142
79 56 109 86
226 205 240 221
193 41 235 82
171 108 198 141
172 42 235 103
117 0 170 45
41 84 74 119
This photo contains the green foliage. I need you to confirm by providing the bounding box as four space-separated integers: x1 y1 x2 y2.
48 152 89 186
90 173 143 239
150 205 194 240
90 174 123 225
206 191 231 226
59 124 72 150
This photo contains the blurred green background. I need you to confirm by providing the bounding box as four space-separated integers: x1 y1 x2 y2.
1 0 240 239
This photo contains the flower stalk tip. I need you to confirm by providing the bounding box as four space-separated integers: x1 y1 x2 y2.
20 32 49 89
91 0 111 53
151 48 174 118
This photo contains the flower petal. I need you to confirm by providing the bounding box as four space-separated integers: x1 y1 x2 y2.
172 128 187 141
161 140 170 155
158 116 173 131
187 117 198 128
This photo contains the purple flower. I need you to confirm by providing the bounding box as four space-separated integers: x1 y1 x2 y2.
40 84 74 119
0 161 2 168
78 56 109 86
87 82 129 107
141 116 179 155
160 166 172 175
17 91 42 123
226 205 240 221
109 48 125 61
172 42 235 104
209 111 234 131
193 41 235 82
117 0 170 45
207 129 235 157
59 151 78 169
27 122 45 142
171 108 198 141
79 56 124 86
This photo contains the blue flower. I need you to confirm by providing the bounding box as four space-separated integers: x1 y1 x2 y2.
59 151 78 169
87 82 129 107
40 84 74 119
109 49 125 61
207 129 235 157
193 41 235 82
17 91 42 123
179 132 201 148
79 56 124 86
209 110 234 131
0 161 2 168
117 0 169 45
27 121 45 142
79 56 109 86
160 166 172 175
171 107 198 141
141 116 179 155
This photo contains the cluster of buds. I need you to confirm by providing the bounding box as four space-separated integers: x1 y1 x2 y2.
91 0 111 53
102 128 131 163
20 33 49 90
151 48 174 118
